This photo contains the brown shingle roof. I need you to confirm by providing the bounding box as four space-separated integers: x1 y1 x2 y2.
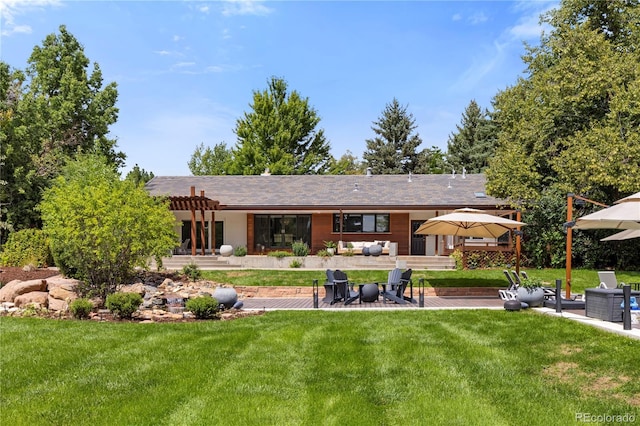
145 174 505 211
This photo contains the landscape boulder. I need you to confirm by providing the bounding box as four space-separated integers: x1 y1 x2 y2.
14 291 49 308
0 279 48 302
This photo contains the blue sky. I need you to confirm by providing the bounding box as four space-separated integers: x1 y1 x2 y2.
1 0 557 176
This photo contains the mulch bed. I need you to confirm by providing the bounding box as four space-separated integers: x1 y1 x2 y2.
0 267 61 285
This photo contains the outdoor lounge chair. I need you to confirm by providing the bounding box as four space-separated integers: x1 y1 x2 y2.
175 238 190 255
381 268 406 304
598 271 624 289
499 269 519 301
323 269 336 303
329 270 359 305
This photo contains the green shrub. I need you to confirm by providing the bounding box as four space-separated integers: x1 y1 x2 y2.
316 249 331 258
105 292 143 319
268 250 291 259
40 154 178 301
289 259 303 268
450 249 464 270
233 246 247 257
69 298 93 319
182 262 202 282
0 229 52 267
291 241 309 257
185 295 219 319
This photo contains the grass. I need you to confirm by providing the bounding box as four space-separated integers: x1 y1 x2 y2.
201 268 640 295
1 311 639 425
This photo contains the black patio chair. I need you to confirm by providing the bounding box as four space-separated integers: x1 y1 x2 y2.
331 270 359 305
381 268 406 304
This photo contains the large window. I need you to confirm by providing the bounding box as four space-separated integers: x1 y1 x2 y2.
332 213 390 233
254 215 311 249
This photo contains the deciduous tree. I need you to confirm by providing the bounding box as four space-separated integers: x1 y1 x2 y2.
188 142 232 175
40 154 177 299
229 77 331 175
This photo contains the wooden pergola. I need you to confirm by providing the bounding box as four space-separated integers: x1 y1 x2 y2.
169 186 220 256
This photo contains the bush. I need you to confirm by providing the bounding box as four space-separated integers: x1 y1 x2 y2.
316 249 331 258
69 298 93 319
0 229 52 267
105 292 143 319
185 295 219 319
291 241 309 257
289 259 303 268
233 246 247 257
182 262 202 282
268 250 291 259
449 249 464 270
40 154 178 301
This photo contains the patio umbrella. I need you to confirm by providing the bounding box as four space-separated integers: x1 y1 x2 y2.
600 229 640 241
573 191 640 230
414 208 525 238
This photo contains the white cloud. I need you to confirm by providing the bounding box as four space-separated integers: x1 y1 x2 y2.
468 12 488 25
154 50 172 56
198 4 209 14
0 0 61 36
173 35 184 42
221 0 272 17
453 1 557 92
451 13 462 22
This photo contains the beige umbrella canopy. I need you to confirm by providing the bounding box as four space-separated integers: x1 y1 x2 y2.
414 208 525 238
601 229 640 241
573 191 640 230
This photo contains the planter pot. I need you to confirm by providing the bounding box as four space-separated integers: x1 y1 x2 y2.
326 248 335 256
219 245 233 257
517 287 545 307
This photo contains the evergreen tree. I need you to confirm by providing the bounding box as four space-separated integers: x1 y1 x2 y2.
229 77 331 175
446 100 496 173
125 164 155 187
188 142 232 175
363 98 422 174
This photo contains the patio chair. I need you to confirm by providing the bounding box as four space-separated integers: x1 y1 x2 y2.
381 268 406 304
521 270 584 301
322 269 336 303
499 269 519 301
175 238 190 255
398 268 416 303
331 270 359 305
598 271 624 289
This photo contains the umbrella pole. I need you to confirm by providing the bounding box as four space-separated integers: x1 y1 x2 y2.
565 194 573 299
516 210 521 275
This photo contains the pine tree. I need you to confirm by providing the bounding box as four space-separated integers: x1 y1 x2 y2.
363 98 422 174
446 100 496 174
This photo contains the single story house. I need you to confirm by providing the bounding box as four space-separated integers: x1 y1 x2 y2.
144 172 516 258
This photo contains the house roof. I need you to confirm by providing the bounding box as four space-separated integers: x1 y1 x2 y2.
145 173 505 211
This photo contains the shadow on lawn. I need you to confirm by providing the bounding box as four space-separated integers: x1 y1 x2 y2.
426 277 506 288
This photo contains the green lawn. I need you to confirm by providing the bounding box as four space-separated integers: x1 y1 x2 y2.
201 268 640 295
1 311 638 425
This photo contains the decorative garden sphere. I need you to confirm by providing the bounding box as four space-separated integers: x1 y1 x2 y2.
362 247 370 256
360 284 379 302
219 245 233 257
368 245 383 257
213 287 238 309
